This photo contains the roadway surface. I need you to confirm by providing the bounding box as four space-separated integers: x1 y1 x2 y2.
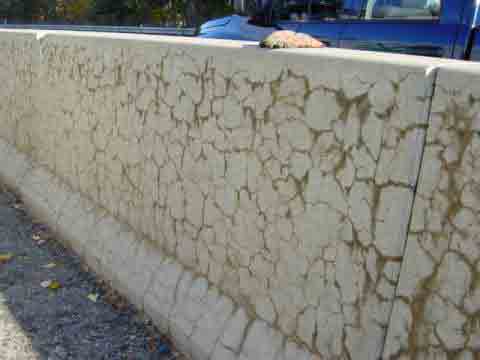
0 185 185 360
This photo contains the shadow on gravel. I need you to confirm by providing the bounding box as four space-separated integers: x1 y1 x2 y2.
0 186 182 360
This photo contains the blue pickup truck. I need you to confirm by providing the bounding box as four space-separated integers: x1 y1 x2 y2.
199 0 480 61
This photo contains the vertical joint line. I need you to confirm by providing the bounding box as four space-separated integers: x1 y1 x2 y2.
380 65 439 358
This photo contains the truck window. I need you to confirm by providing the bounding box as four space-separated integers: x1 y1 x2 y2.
272 0 309 21
309 0 364 20
364 0 441 20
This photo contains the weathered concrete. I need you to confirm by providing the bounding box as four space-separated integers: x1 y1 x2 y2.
0 29 477 359
383 63 480 359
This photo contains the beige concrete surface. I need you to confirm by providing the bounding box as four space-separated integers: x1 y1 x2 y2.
0 29 477 359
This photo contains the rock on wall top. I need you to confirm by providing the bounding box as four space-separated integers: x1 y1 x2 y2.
0 32 440 359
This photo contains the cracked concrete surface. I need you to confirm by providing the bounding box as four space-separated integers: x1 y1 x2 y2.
0 30 476 360
383 64 480 360
27 35 435 359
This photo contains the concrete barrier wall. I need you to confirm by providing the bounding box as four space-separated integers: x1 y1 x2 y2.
384 63 480 359
0 30 477 359
0 31 38 148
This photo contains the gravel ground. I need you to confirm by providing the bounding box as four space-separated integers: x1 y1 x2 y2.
0 185 185 360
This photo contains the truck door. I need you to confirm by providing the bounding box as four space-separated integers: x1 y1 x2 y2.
340 0 463 58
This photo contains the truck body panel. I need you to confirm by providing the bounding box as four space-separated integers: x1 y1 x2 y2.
199 0 480 60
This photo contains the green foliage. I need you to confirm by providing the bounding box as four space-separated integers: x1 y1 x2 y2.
0 0 235 26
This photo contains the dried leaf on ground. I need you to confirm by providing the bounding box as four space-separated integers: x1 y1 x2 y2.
104 289 128 311
13 202 23 209
0 253 13 264
87 293 99 303
40 280 61 290
40 280 52 288
147 337 156 352
49 281 61 290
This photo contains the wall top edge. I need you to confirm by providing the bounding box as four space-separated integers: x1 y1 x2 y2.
0 28 465 71
435 61 480 76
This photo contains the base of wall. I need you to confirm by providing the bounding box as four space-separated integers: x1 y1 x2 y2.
0 138 316 360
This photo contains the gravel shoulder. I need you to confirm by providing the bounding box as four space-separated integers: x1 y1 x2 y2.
0 185 185 360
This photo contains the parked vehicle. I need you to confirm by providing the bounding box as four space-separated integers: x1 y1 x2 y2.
198 0 480 61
